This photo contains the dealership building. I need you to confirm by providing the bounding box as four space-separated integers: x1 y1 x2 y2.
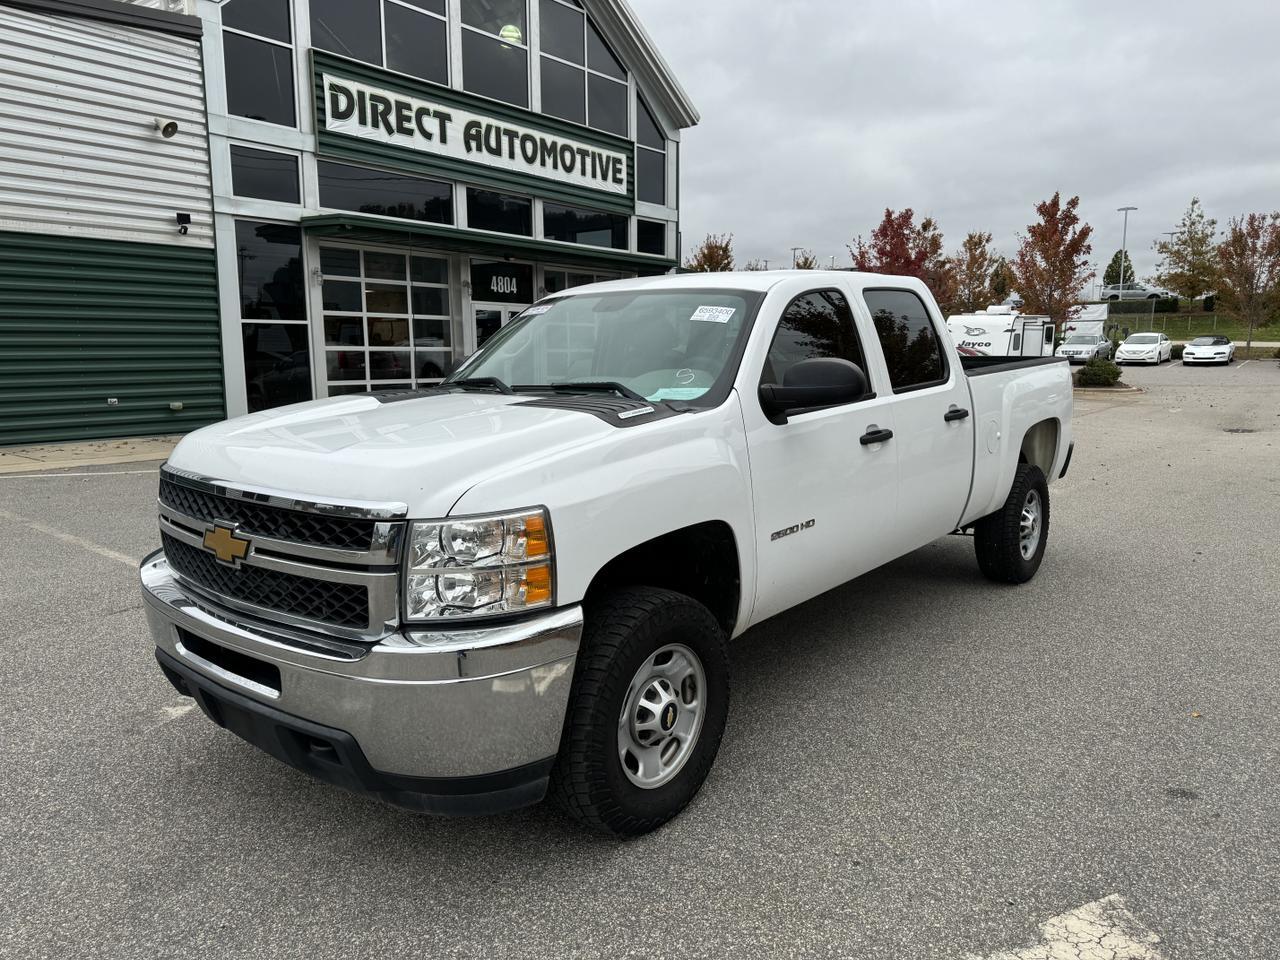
0 0 696 445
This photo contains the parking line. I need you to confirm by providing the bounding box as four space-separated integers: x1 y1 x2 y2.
966 895 1163 959
0 507 137 568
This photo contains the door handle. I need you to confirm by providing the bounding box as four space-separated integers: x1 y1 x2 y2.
860 427 894 446
944 406 971 422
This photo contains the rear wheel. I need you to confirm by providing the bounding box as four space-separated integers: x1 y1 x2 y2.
974 463 1050 584
550 587 729 836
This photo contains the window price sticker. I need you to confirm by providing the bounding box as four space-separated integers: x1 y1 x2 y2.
520 304 553 317
690 305 736 324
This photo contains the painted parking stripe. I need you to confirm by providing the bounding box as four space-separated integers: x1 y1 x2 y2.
0 507 137 568
0 469 160 480
966 895 1163 960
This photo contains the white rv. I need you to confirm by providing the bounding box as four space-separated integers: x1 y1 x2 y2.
947 306 1056 358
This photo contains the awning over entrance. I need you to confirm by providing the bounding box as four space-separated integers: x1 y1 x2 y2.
302 214 676 274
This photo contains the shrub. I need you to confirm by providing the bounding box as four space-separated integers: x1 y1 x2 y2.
1274 346 1280 359
1075 358 1122 387
1171 344 1185 360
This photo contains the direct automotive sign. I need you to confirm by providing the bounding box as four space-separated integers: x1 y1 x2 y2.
323 75 629 197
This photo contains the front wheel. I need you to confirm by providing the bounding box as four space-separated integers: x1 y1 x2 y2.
974 463 1050 584
550 587 729 836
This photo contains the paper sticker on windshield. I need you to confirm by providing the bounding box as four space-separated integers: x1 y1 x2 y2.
690 305 736 324
649 387 708 401
520 304 553 317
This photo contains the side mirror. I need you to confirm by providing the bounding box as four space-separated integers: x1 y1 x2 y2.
759 357 868 424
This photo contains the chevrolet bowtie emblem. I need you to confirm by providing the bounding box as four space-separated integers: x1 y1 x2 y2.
202 524 251 567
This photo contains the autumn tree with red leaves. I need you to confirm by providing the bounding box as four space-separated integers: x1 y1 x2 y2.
850 208 957 311
1010 193 1094 322
1216 211 1280 350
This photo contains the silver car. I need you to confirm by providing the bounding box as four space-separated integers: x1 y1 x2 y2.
1056 334 1112 363
1100 282 1173 301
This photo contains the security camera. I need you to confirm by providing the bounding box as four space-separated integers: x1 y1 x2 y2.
154 118 179 138
176 212 192 235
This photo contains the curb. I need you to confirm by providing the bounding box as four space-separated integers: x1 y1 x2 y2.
0 436 180 475
1073 385 1144 395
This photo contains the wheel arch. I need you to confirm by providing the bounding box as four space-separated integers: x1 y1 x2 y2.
583 521 742 637
1019 418 1061 478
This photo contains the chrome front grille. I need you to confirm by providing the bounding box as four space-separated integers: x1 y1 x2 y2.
156 466 407 641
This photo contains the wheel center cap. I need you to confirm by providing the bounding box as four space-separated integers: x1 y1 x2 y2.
660 702 678 732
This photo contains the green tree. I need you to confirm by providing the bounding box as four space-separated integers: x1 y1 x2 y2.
1010 192 1094 321
1153 198 1219 300
1216 211 1280 350
951 231 996 313
684 233 735 272
1103 249 1136 287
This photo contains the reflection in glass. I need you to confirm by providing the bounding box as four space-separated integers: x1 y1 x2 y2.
365 284 409 314
311 0 381 63
223 0 291 43
540 57 585 124
326 350 367 381
317 161 453 223
320 247 360 276
324 315 364 346
368 317 411 347
243 323 311 411
385 1 449 84
543 203 627 249
587 73 627 136
235 221 304 320
461 30 528 106
321 280 362 313
370 351 413 379
224 33 296 127
412 288 450 317
539 0 583 62
364 252 407 280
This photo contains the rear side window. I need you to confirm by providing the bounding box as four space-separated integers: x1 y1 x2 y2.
761 290 865 386
863 289 947 392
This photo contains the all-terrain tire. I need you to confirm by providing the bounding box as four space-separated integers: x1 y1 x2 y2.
974 463 1050 584
550 587 729 837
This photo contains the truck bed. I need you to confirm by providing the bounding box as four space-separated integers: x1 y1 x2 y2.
961 356 1069 376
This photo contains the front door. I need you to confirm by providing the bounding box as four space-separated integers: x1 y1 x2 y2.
473 304 527 349
860 288 975 554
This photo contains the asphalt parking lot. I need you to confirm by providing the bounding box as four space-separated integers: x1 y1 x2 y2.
2 361 1278 959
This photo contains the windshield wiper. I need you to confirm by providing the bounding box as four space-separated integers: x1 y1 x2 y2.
520 381 649 403
446 376 513 395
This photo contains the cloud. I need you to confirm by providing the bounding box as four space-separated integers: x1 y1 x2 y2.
631 0 1280 280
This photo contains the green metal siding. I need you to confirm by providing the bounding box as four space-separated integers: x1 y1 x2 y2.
312 51 637 216
0 230 224 446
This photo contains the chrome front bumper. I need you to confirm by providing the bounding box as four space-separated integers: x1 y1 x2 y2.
140 551 582 810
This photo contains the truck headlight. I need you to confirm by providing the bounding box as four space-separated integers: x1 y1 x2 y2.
404 509 554 620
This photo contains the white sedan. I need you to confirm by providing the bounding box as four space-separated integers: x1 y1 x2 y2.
1115 333 1173 364
1182 335 1235 364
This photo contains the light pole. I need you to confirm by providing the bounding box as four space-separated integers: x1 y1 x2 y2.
1117 206 1137 291
790 247 802 268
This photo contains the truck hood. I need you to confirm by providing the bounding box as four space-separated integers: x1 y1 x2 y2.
167 392 617 518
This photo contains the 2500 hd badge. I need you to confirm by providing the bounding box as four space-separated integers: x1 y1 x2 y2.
771 519 815 541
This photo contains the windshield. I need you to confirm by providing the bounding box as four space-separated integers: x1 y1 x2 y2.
1064 336 1096 344
448 289 760 404
1125 334 1159 344
1190 337 1221 345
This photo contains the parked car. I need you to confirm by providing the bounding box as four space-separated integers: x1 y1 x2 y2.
140 271 1074 835
1056 334 1113 363
1115 332 1173 364
1100 282 1173 301
1181 335 1235 364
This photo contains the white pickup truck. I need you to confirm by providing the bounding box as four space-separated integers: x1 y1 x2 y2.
141 271 1074 836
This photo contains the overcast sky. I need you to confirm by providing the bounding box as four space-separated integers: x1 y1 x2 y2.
631 0 1280 284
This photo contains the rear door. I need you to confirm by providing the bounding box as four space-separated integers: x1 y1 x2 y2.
743 288 900 624
859 287 975 554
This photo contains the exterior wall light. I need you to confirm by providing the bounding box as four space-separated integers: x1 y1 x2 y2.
154 118 179 138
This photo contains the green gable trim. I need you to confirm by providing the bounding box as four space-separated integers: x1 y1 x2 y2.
311 50 636 215
303 214 676 272
0 230 224 446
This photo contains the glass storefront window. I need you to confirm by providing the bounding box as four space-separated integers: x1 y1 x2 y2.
230 145 300 204
243 323 311 412
462 30 529 107
222 0 290 43
235 222 305 320
320 246 455 396
462 0 527 40
385 1 449 85
317 160 453 224
223 33 295 128
538 1 627 135
466 189 533 236
543 203 627 249
311 0 381 63
637 219 666 257
636 96 667 206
